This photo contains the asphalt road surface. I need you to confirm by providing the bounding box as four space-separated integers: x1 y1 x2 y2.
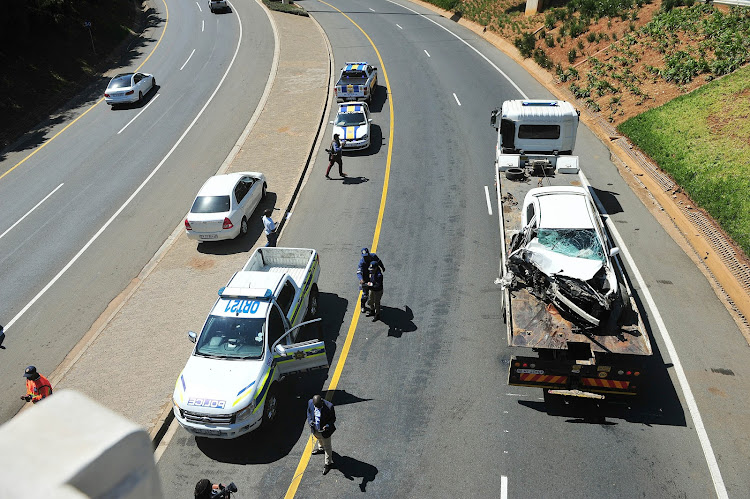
0 0 273 422
155 1 749 498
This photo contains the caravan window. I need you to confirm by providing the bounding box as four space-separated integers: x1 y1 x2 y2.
518 125 560 140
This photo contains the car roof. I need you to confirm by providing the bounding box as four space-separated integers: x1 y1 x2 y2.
113 73 134 79
337 103 368 113
530 187 594 229
198 173 245 196
343 63 369 70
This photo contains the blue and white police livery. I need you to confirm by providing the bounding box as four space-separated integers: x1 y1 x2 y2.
173 248 328 439
330 101 372 150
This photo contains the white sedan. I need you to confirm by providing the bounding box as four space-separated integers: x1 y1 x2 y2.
330 102 372 150
104 72 156 107
185 172 267 242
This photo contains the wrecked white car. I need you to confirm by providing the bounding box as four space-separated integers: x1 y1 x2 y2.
505 186 625 328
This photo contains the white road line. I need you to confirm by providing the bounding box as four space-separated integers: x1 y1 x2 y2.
202 19 205 32
196 1 202 12
117 94 160 134
581 172 728 499
386 0 528 98
501 476 508 499
453 92 461 106
424 49 431 57
0 183 64 241
180 48 196 71
3 1 245 332
484 185 493 215
369 7 375 11
396 23 403 29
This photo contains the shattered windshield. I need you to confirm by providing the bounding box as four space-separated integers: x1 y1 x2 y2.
536 228 604 261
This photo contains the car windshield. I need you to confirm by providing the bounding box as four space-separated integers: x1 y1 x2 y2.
335 113 367 126
536 228 605 261
108 75 133 89
195 315 265 359
191 195 230 213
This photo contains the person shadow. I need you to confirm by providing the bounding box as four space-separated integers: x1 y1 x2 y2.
332 452 378 492
379 305 417 338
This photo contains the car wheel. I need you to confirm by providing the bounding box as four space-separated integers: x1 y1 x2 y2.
262 182 267 200
152 78 156 89
506 167 525 181
306 285 319 319
262 384 278 427
239 216 248 237
138 91 143 103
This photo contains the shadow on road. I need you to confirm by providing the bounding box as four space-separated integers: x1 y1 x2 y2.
375 305 417 338
331 452 379 492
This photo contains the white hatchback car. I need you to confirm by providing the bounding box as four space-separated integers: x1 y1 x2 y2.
330 102 372 150
104 72 156 107
185 172 267 242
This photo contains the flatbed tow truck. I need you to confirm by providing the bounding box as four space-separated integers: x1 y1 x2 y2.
493 100 652 399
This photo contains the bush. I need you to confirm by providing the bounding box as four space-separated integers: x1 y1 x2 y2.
545 34 555 47
586 32 596 43
568 48 578 63
425 0 459 10
533 48 553 69
514 32 537 58
263 0 308 16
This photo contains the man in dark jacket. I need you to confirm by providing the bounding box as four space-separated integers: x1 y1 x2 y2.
357 247 385 313
307 394 336 474
366 260 384 321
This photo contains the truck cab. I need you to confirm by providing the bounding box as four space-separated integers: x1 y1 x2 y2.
173 249 326 439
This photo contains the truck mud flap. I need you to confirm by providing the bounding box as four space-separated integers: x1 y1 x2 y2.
508 355 641 396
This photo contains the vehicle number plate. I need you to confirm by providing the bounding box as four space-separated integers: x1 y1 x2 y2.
200 234 218 240
192 428 221 436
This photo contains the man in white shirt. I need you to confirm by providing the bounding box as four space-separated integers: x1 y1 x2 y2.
262 209 277 247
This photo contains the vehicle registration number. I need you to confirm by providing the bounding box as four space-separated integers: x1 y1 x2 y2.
192 428 221 436
200 234 218 240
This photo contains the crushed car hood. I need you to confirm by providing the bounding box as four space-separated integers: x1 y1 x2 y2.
525 240 604 281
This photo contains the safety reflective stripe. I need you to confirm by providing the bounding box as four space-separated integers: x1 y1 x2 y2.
581 378 630 389
519 373 568 384
275 350 326 365
251 366 275 413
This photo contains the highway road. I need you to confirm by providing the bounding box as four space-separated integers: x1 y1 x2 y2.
0 0 274 422
155 1 750 498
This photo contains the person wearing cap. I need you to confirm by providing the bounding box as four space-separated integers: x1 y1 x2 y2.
366 260 384 321
21 366 52 404
325 134 347 179
357 247 385 313
307 394 336 475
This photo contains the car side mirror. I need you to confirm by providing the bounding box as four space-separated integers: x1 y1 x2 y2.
188 331 197 343
609 247 620 257
329 120 334 124
368 118 372 122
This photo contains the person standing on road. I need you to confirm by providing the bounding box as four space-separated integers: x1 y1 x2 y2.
307 394 336 475
357 248 385 313
366 260 384 321
262 209 278 247
21 366 52 404
325 134 347 179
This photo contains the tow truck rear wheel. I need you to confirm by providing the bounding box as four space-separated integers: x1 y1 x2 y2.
262 384 279 427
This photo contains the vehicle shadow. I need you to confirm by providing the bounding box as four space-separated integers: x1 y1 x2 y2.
110 84 160 110
0 4 164 158
196 192 278 256
367 84 388 114
344 124 383 157
329 452 379 492
372 305 417 338
590 186 624 215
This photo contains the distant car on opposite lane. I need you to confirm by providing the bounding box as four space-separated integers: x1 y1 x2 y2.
185 172 267 242
104 72 156 107
330 102 372 150
208 0 229 13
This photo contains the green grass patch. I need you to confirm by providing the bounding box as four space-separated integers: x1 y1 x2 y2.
618 64 750 256
263 0 309 16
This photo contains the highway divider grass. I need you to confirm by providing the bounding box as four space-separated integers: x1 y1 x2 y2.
263 0 309 16
618 64 750 257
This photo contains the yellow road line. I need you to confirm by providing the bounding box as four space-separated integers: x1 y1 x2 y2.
0 0 170 182
284 2 395 496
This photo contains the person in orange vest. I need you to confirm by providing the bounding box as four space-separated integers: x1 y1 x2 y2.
21 366 52 403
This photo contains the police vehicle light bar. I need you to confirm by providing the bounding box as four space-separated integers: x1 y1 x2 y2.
522 101 559 106
219 287 274 299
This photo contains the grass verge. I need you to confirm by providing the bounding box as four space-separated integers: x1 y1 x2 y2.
263 0 309 16
618 65 750 256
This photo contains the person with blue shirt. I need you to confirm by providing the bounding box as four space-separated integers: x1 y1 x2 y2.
357 248 385 313
325 134 347 179
307 394 337 475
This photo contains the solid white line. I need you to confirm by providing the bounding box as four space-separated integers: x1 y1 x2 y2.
501 476 508 499
3 1 245 332
117 94 160 134
581 172 728 499
484 185 492 215
180 48 196 71
386 0 528 99
396 23 403 29
202 19 205 32
453 92 461 106
0 183 64 241
424 49 431 57
196 1 202 12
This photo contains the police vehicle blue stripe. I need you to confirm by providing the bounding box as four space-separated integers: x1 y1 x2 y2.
254 366 275 407
180 375 186 391
237 381 255 396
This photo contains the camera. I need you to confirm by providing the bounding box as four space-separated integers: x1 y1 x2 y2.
212 482 238 498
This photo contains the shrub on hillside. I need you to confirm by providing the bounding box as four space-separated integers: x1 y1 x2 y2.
514 32 536 58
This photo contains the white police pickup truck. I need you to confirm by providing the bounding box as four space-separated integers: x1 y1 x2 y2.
334 62 378 103
173 247 326 439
